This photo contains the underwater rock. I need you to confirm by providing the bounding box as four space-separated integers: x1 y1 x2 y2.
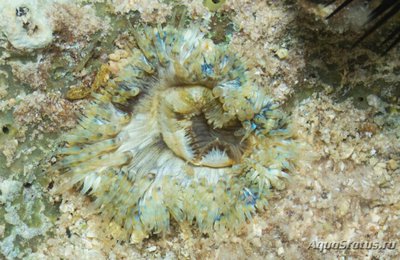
0 179 53 259
0 0 54 51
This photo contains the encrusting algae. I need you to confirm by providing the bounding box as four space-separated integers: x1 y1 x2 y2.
54 23 303 242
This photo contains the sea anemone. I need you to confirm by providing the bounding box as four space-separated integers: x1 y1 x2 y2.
55 23 300 242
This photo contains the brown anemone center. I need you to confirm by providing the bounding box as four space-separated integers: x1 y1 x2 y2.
158 86 247 168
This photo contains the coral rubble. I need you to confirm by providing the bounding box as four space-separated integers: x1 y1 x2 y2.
0 0 54 51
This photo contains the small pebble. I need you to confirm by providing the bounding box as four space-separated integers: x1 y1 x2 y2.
387 159 398 171
276 48 288 60
147 246 157 252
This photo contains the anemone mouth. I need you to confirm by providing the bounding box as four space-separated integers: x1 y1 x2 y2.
190 114 247 166
157 86 248 168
